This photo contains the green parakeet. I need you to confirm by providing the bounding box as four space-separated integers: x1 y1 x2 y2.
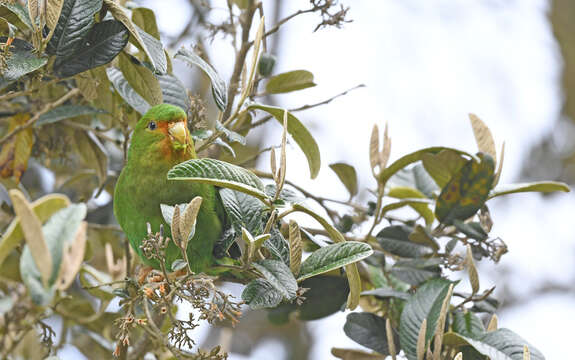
114 104 222 272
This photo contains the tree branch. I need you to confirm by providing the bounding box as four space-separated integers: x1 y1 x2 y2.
0 88 80 147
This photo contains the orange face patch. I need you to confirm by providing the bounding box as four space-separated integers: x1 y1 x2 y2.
155 121 192 162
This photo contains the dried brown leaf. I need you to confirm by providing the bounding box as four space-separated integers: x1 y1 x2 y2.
487 313 498 332
180 196 203 248
288 220 302 275
523 345 530 360
469 113 497 160
379 123 391 170
433 283 454 360
466 244 480 294
57 221 87 290
0 114 34 183
494 141 505 186
171 205 182 246
417 318 427 360
369 124 380 174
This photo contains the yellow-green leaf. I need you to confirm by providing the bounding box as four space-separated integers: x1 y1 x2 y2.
9 189 52 286
329 163 358 198
248 104 321 179
388 186 434 225
119 52 163 106
292 203 362 309
73 130 108 187
131 7 160 40
488 181 570 199
103 0 166 73
422 149 468 188
0 193 70 267
266 70 316 94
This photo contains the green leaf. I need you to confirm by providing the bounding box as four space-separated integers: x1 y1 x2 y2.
46 0 103 57
488 181 570 199
53 20 129 78
388 163 438 198
409 225 439 251
446 329 544 360
268 276 349 324
20 203 87 305
380 147 473 186
118 52 162 106
103 0 167 73
264 184 304 205
265 69 316 94
298 241 373 281
167 158 268 203
292 203 362 309
215 121 247 145
391 258 441 286
344 312 392 355
0 3 32 30
399 278 454 360
263 227 290 265
452 311 486 338
329 163 358 198
158 74 191 113
252 259 298 300
380 198 434 215
361 288 410 301
242 278 283 309
435 154 495 225
376 225 432 258
248 104 321 179
219 188 266 235
175 47 227 111
453 220 488 241
106 67 150 114
0 38 47 82
422 149 468 188
36 105 107 127
78 264 115 301
73 130 108 186
387 187 434 225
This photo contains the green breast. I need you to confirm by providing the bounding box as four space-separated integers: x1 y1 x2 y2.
114 160 222 272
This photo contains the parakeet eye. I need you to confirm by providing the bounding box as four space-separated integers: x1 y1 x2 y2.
147 121 157 130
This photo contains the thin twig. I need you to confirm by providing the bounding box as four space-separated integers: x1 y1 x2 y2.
240 84 365 131
0 88 80 147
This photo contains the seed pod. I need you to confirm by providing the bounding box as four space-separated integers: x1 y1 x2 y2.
258 52 276 77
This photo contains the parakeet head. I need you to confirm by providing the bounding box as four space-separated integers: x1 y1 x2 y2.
130 104 196 161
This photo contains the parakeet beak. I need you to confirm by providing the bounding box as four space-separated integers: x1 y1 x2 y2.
168 121 189 146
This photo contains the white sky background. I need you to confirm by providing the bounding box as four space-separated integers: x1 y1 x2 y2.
136 0 575 359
